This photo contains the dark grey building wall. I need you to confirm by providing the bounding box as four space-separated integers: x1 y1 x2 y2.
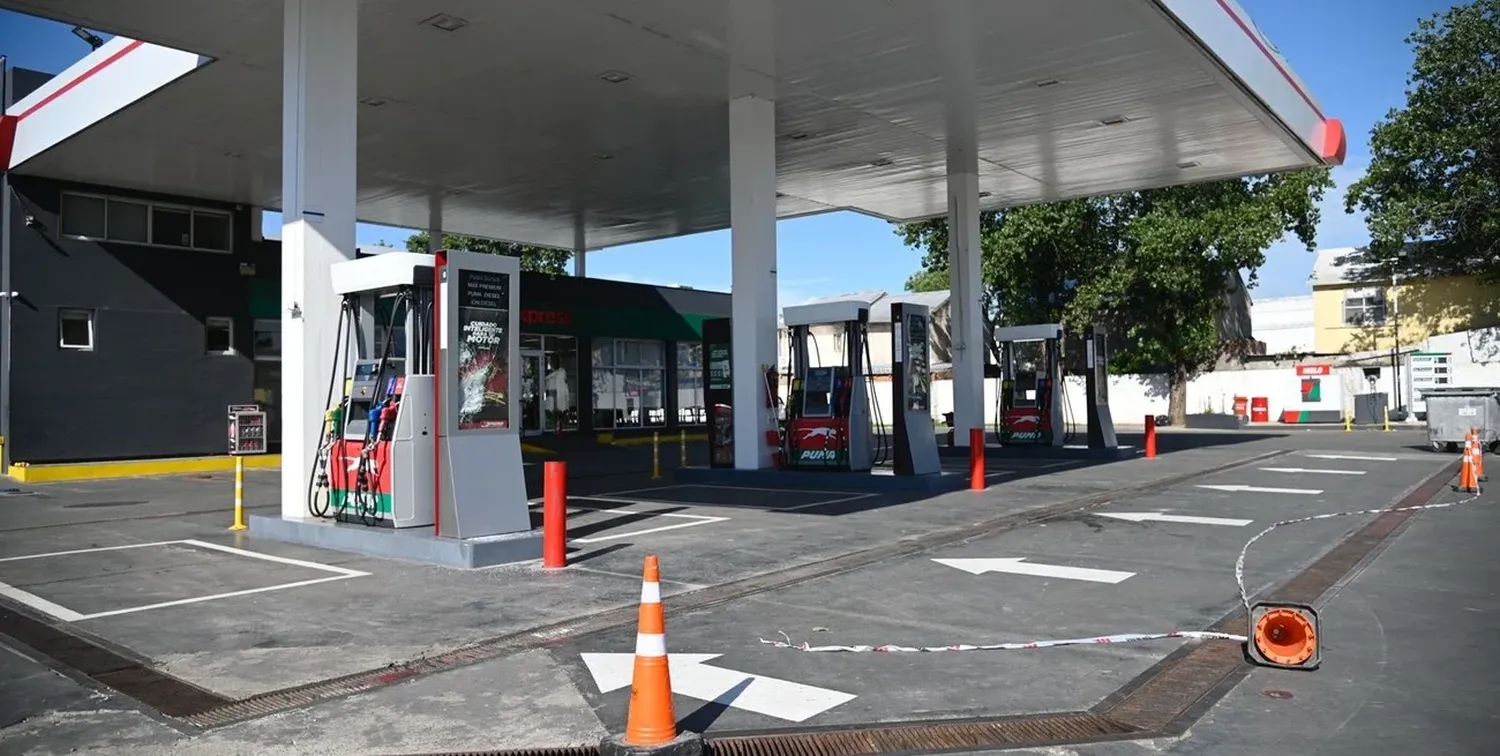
7 176 262 463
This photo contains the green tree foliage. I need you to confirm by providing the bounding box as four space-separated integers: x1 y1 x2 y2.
897 169 1333 422
1345 0 1500 281
404 231 573 275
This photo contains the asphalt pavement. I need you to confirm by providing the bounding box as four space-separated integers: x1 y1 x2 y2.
2 428 1497 754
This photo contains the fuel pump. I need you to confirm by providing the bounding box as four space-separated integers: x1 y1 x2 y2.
305 249 531 539
780 300 884 472
993 323 1065 447
992 322 1118 449
314 253 437 528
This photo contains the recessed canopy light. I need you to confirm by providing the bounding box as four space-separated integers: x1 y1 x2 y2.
1176 160 1200 169
222 150 243 159
359 96 386 107
784 132 812 141
593 153 614 161
869 157 894 167
1098 115 1130 126
598 70 632 84
1033 79 1061 88
978 191 992 198
421 13 468 32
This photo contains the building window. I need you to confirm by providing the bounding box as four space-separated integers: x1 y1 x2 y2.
1342 288 1387 326
59 308 95 350
59 191 232 252
253 319 281 360
676 342 705 425
205 316 235 354
592 337 666 428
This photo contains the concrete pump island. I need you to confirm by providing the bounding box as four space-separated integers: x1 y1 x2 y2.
0 1 1496 755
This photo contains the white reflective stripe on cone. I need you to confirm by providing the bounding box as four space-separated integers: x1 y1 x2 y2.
641 581 661 604
635 632 667 657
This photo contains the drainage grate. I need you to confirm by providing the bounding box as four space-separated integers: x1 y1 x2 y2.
0 606 231 718
707 714 1134 756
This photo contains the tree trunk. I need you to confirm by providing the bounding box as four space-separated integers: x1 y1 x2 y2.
1168 366 1190 426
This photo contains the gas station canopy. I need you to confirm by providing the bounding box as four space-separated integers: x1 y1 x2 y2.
0 0 1344 250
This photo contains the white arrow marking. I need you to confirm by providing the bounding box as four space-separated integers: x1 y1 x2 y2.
932 558 1134 584
1096 511 1253 527
1196 484 1323 495
580 653 856 723
1260 467 1365 476
1306 454 1398 462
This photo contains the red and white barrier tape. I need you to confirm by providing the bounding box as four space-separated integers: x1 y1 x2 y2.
762 479 1483 655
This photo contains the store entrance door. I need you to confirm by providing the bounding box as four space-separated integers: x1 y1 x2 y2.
521 351 542 435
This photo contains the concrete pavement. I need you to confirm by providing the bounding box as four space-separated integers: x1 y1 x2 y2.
2 428 1494 754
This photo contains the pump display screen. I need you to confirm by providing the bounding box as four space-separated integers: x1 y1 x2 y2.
802 367 835 417
455 269 511 430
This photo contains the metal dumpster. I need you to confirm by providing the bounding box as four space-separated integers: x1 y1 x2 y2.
1420 386 1500 452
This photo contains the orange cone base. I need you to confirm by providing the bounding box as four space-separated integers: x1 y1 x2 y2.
1245 602 1321 670
600 731 703 756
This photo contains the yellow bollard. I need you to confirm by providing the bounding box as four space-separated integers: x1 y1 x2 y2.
651 432 662 480
679 429 688 467
1382 406 1391 433
1344 412 1352 432
229 456 248 531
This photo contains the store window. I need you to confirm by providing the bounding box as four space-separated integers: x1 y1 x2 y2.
59 191 232 252
59 308 95 350
592 337 666 428
520 334 580 433
676 342 705 424
205 316 235 354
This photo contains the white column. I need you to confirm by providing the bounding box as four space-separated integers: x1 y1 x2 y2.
947 170 984 446
729 94 778 470
942 2 984 448
280 0 358 519
573 223 587 277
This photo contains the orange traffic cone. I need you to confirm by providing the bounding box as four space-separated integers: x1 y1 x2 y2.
1246 602 1320 670
602 555 701 756
1457 436 1478 493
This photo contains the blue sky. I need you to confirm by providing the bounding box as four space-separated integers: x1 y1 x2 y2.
0 0 1455 301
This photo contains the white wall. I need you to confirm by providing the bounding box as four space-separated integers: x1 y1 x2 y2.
1250 295 1315 354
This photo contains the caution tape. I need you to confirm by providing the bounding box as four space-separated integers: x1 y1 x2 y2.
759 629 1248 653
1233 488 1483 614
762 480 1484 655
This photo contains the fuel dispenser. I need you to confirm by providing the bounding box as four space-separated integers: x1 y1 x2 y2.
780 301 885 471
994 323 1065 447
309 249 530 538
890 301 941 475
992 322 1118 449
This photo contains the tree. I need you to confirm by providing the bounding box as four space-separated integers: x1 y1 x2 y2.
404 231 574 275
897 169 1333 423
1345 0 1500 281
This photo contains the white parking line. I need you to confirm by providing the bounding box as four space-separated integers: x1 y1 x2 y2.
569 509 729 544
0 540 370 623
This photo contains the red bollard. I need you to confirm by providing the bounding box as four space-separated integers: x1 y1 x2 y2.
969 427 985 491
1144 415 1157 459
543 461 567 568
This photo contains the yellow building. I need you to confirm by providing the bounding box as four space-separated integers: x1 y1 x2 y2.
1310 246 1500 355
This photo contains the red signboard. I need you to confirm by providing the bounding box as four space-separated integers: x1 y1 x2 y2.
521 308 572 327
1295 364 1331 376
